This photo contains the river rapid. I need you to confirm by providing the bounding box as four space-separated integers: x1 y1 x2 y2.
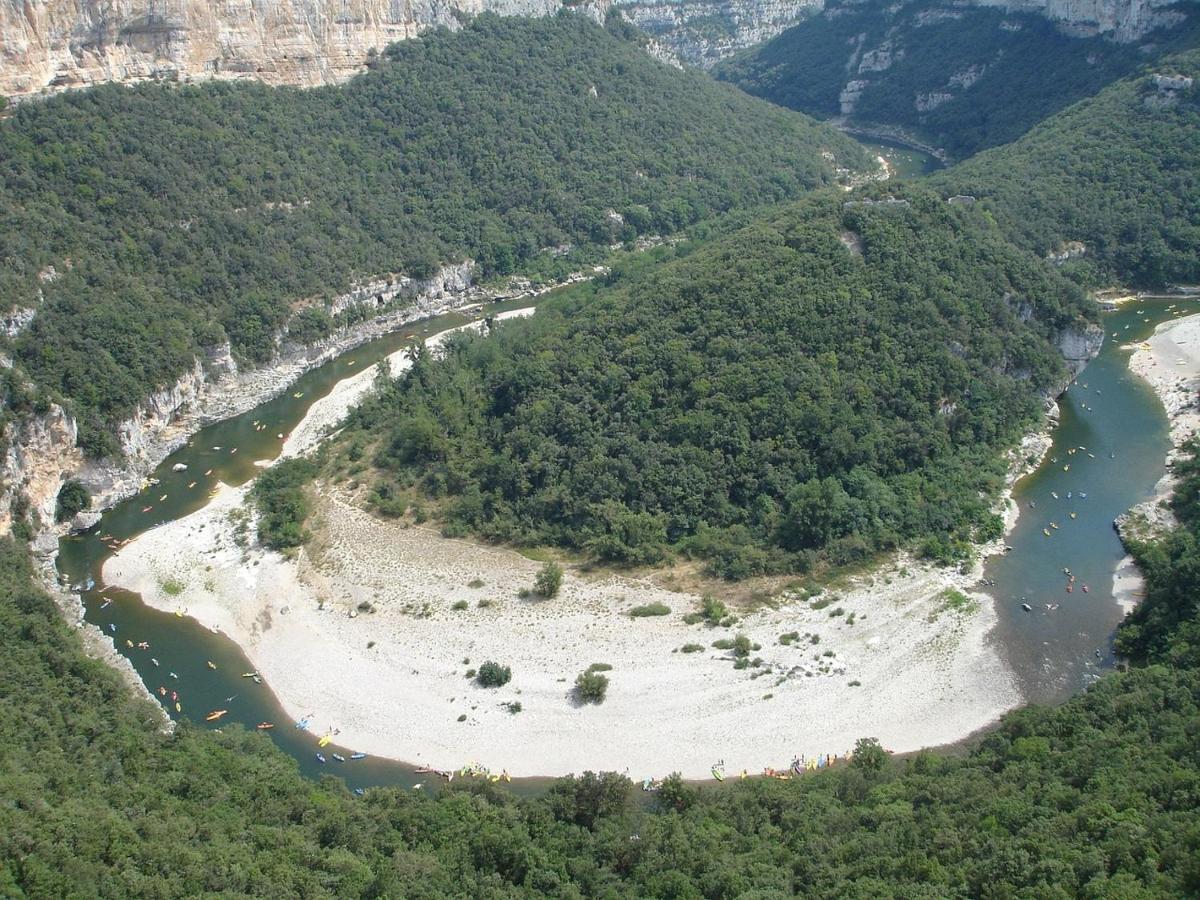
53 295 1199 792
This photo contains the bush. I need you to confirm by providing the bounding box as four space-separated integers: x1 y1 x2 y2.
586 663 613 673
629 602 670 617
451 600 468 611
732 634 752 658
55 480 90 524
574 670 609 704
680 643 704 653
476 661 511 687
534 562 563 598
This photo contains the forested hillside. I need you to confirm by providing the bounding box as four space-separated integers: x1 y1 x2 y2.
320 189 1094 577
0 12 868 455
2 447 1198 895
717 0 1198 160
937 48 1200 289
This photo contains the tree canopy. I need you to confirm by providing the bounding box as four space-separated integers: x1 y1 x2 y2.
717 0 1199 161
936 48 1200 289
0 12 867 453
331 188 1093 576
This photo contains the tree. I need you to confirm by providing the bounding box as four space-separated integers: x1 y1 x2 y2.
55 480 90 523
852 737 889 772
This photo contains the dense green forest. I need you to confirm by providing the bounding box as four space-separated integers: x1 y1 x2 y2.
325 189 1093 576
3 445 1199 895
0 12 868 455
936 48 1200 289
717 0 1199 160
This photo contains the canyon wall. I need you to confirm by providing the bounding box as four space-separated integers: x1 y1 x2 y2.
2 0 1183 99
0 262 481 544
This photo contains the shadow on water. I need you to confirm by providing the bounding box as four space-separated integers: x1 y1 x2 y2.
55 293 1197 792
984 297 1200 705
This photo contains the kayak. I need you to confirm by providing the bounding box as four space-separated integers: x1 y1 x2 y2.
318 734 333 747
315 753 326 764
332 754 346 763
256 722 274 730
205 709 227 722
350 753 367 760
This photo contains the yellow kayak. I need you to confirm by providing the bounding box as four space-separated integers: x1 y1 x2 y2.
319 734 333 747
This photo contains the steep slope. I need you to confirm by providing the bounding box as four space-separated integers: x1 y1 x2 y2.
717 0 1198 159
329 188 1095 577
936 48 1200 287
0 13 869 456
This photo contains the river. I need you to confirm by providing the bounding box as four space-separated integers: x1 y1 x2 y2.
54 295 1198 793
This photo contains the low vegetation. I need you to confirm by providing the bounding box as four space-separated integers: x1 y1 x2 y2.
475 661 512 688
628 601 670 617
574 669 610 704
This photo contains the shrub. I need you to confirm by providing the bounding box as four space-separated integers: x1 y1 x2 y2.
680 643 704 653
732 634 752 658
451 600 468 611
779 631 799 645
476 661 511 687
468 578 485 588
533 562 563 598
504 701 522 714
629 602 670 617
586 662 613 673
700 595 729 624
574 670 609 704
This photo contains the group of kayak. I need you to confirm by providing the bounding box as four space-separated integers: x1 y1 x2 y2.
643 752 855 791
314 752 368 764
415 764 513 783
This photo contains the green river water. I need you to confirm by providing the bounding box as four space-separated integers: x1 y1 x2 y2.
54 295 1200 794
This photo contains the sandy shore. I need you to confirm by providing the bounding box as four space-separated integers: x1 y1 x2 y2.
106 483 1020 778
103 313 1038 779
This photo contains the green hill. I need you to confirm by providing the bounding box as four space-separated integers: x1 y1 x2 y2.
936 48 1200 288
320 188 1093 577
0 13 868 455
717 0 1198 161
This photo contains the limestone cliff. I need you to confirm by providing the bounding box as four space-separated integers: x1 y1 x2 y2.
4 0 1184 98
974 0 1187 42
617 0 820 69
0 261 482 543
0 0 569 99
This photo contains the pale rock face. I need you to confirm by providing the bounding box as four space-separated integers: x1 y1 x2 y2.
857 41 900 71
617 0 823 69
972 0 1186 42
839 77 867 114
914 89 953 111
1057 322 1105 376
2 307 37 337
0 0 570 99
0 403 84 534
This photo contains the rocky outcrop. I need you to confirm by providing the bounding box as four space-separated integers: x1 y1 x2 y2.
0 0 577 100
973 0 1187 42
1056 320 1105 377
3 0 1185 98
617 0 821 69
0 260 488 544
0 402 84 535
